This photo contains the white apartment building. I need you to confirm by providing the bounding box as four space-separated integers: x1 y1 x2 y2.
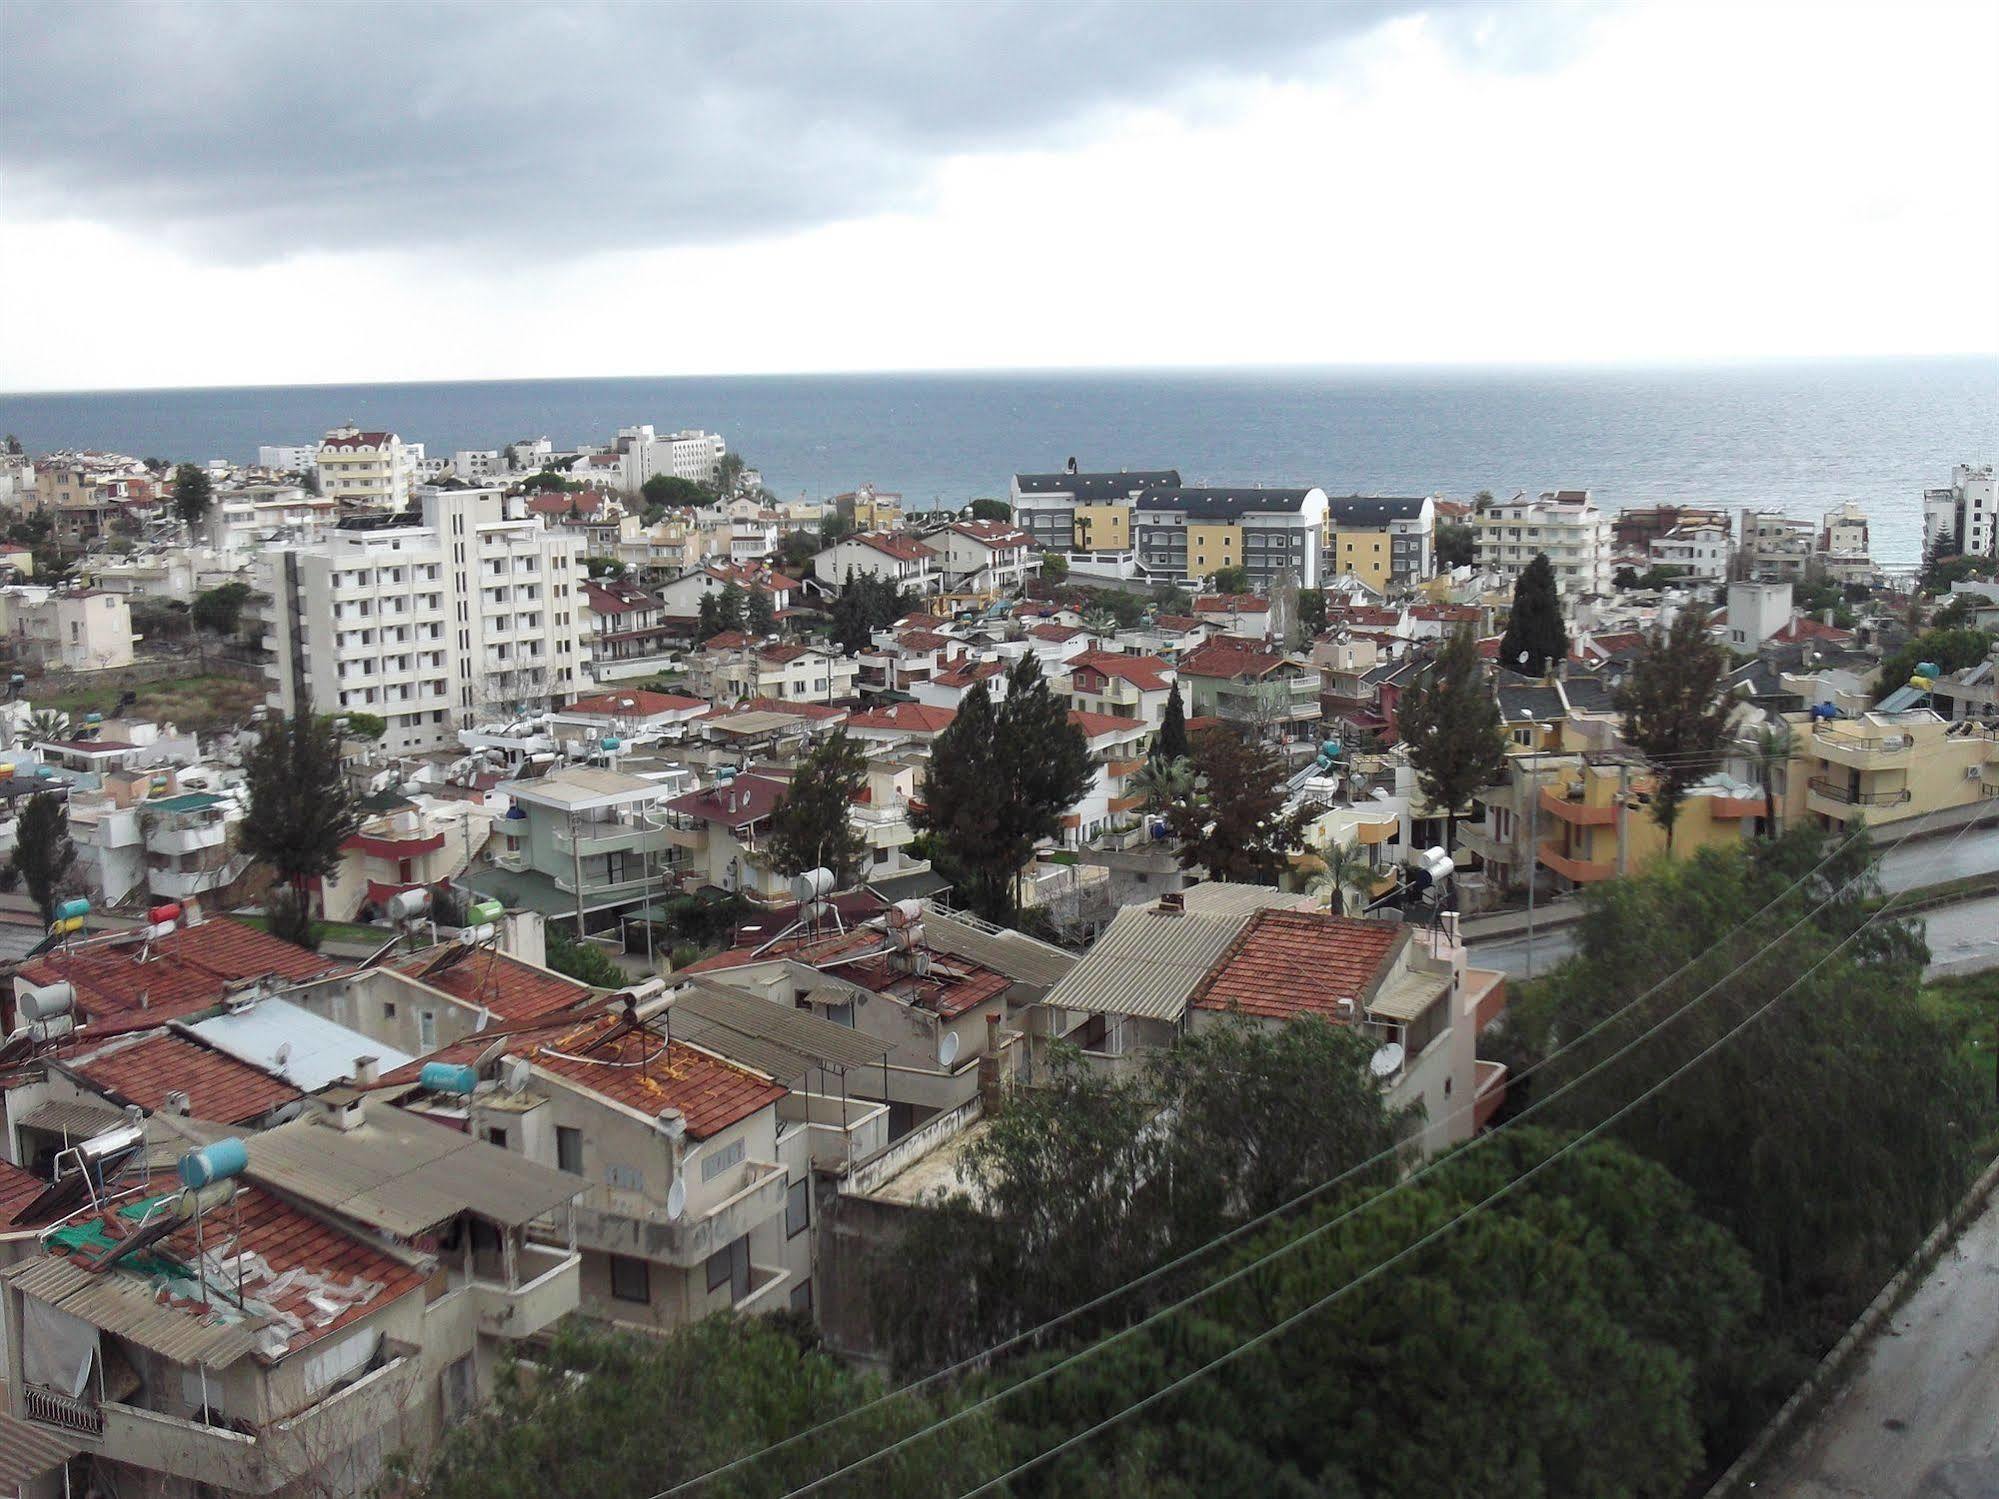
1924 464 1998 558
316 425 414 509
0 586 136 670
452 449 502 481
614 426 729 494
1472 489 1611 597
205 481 341 558
258 488 588 755
1648 524 1732 580
256 443 321 474
1738 509 1814 580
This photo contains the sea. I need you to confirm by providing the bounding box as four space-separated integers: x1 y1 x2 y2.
2 358 1992 568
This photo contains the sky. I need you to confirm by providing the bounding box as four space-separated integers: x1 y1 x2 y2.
3 0 1995 392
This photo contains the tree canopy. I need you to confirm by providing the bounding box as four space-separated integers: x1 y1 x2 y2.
1498 554 1568 676
1875 625 1993 701
171 463 213 527
9 791 76 923
1616 607 1731 846
766 728 868 887
238 712 360 948
1395 624 1506 847
640 473 707 509
1208 565 1252 596
968 498 1013 522
1435 521 1476 571
544 924 627 988
1155 680 1190 763
191 580 253 635
1168 728 1315 885
831 569 920 655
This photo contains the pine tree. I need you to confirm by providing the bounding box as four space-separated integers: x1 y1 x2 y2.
766 729 868 887
697 593 722 639
1168 728 1314 884
913 684 1012 918
171 463 213 528
9 791 75 923
1617 607 1732 849
1157 680 1190 763
239 712 360 948
994 653 1094 909
715 582 748 634
1499 553 1569 677
1396 624 1508 851
747 588 777 638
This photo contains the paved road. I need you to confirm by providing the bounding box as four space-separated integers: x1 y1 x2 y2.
1762 1189 1999 1499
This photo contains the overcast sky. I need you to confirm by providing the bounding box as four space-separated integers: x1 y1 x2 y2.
3 0 1995 392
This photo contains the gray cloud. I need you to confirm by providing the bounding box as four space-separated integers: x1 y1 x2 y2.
3 0 1569 262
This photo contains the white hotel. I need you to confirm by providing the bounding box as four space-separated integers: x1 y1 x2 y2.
1472 489 1612 597
257 487 588 754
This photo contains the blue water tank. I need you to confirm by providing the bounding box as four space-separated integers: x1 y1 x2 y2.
601 736 621 751
178 1137 249 1188
1916 661 1942 679
55 898 90 922
419 1062 479 1095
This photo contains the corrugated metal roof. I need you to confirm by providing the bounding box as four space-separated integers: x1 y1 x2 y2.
17 1099 126 1137
0 1409 83 1484
1 1255 259 1367
917 908 1076 989
243 1107 585 1237
188 998 416 1092
675 980 892 1072
1365 968 1452 1023
1176 884 1320 917
1042 905 1251 1022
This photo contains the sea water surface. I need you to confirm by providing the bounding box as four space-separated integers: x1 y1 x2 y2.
2 358 1992 566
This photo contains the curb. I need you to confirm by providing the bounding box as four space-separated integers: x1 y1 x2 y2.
1702 1151 1999 1498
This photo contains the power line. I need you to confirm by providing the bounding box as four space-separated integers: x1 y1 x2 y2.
767 809 1973 1499
649 812 1893 1498
947 811 1980 1498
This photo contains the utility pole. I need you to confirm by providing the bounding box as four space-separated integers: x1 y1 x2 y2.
1525 753 1538 979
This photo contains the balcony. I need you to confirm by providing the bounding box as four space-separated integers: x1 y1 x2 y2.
23 1381 102 1435
146 820 228 855
780 1091 890 1173
1538 786 1617 826
1806 777 1910 807
1811 723 1917 769
734 1264 793 1315
471 1242 581 1338
1536 841 1615 884
569 1158 789 1268
552 821 671 858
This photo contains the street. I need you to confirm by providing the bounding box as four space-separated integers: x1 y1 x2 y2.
1761 1187 1999 1499
1468 823 1999 981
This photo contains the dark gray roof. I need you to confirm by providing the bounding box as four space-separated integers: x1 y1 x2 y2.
1136 487 1316 517
1325 496 1429 526
1495 673 1565 721
1557 674 1620 712
1015 470 1181 500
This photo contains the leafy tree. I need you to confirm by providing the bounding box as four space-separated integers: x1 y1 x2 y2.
640 473 706 509
831 569 918 655
766 728 867 887
1156 680 1190 762
1932 594 1973 630
580 555 622 578
1504 828 1974 1335
341 711 388 742
876 1016 1409 1374
1129 754 1191 814
777 529 821 571
1435 520 1476 570
1875 625 1993 701
3 435 21 456
914 657 1091 921
1616 607 1731 848
715 581 749 634
1306 835 1373 914
1208 564 1252 595
238 712 360 949
412 1318 1005 1499
171 463 213 527
9 791 76 923
968 498 1012 522
519 470 574 494
1498 553 1568 675
1737 718 1795 836
709 451 747 496
1168 728 1315 885
1038 550 1069 584
544 924 626 988
1296 587 1326 637
820 512 856 547
696 593 723 640
748 587 777 637
1395 624 1507 851
191 580 253 635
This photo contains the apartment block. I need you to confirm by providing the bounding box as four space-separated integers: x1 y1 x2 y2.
1133 486 1329 589
1009 468 1182 558
1325 495 1436 589
1472 490 1611 597
256 488 587 755
1923 464 1997 558
315 426 413 509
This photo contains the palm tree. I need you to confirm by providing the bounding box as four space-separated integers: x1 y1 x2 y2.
1307 835 1375 915
1739 720 1797 838
1131 754 1193 814
27 709 68 745
1080 607 1119 639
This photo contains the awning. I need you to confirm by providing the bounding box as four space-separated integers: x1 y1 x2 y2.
0 1410 83 1487
1366 969 1452 1023
17 1100 126 1137
2 1255 260 1368
1353 819 1397 845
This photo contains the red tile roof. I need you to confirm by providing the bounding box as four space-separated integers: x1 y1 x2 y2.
0 1160 47 1224
825 953 1012 1019
16 920 347 1036
1066 649 1173 691
1190 909 1406 1021
730 697 848 722
1178 639 1289 679
665 773 789 830
66 1030 302 1124
1411 603 1479 622
948 519 1032 548
847 702 957 735
1194 594 1270 614
1068 709 1147 741
1029 623 1085 642
530 490 607 517
702 630 751 649
896 630 954 651
758 643 811 664
396 948 599 1023
320 430 394 450
512 1014 786 1138
562 688 707 717
856 532 935 563
933 659 1006 690
583 578 659 614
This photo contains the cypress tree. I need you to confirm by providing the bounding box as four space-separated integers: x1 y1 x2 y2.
1156 680 1190 763
1617 607 1732 850
239 712 361 949
1499 553 1569 677
10 791 76 924
914 684 1011 918
1396 624 1507 852
766 728 868 887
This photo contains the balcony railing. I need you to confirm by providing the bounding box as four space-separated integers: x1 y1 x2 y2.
1807 778 1911 807
24 1381 103 1435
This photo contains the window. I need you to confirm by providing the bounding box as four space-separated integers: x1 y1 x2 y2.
419 1009 437 1049
786 1177 810 1238
485 1126 508 1149
609 1254 651 1303
701 1136 747 1182
790 1278 813 1315
706 1235 746 1294
557 1126 584 1175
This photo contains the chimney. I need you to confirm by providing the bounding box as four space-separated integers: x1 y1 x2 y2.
353 1056 380 1087
1156 891 1186 916
162 1089 191 1116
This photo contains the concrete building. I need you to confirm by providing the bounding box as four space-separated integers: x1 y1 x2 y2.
1923 465 1997 559
0 586 137 671
1796 708 1999 834
1648 524 1732 580
928 520 1039 603
1723 580 1795 651
487 765 683 930
1175 637 1323 738
320 794 489 921
1325 495 1436 589
1009 468 1181 559
255 442 321 474
315 426 413 509
206 482 340 559
1738 509 1814 580
614 426 728 494
1133 487 1330 589
1472 490 1611 597
813 532 942 596
831 485 904 531
1060 649 1178 731
257 488 588 755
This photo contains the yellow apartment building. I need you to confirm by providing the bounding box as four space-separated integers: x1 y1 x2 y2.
1794 709 1999 831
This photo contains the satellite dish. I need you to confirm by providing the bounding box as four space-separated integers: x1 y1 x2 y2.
665 1178 687 1221
1369 1042 1405 1079
274 1042 293 1070
938 1031 961 1068
502 1057 531 1095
